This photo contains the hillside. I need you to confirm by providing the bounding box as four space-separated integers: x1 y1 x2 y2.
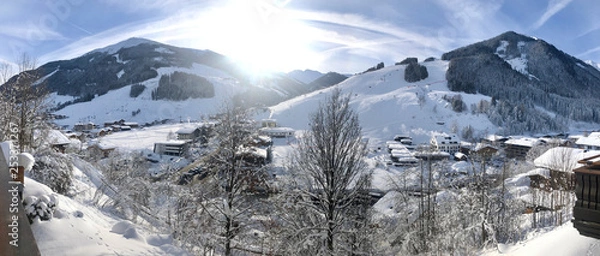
50 63 238 127
46 32 600 135
257 60 499 145
442 31 600 134
3 38 343 122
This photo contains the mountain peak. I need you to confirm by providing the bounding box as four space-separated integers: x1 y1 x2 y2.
287 69 323 84
89 37 161 55
494 31 536 42
442 31 539 61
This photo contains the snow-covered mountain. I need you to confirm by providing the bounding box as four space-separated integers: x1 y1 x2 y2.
15 38 341 117
442 31 600 134
257 31 600 142
287 69 323 84
7 32 600 135
586 60 600 71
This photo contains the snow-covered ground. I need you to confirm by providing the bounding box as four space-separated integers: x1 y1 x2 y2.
25 163 189 255
485 223 600 256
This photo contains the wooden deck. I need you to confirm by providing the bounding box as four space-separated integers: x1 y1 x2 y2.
573 155 600 240
0 150 41 255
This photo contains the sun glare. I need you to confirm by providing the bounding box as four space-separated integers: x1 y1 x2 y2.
191 0 319 76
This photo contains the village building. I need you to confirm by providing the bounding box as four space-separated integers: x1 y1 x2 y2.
237 146 270 167
261 119 278 128
386 141 407 153
573 153 600 239
45 130 72 153
123 122 139 129
481 134 509 147
393 135 415 150
523 147 600 218
430 134 460 155
504 136 539 159
259 127 295 138
63 130 81 140
472 143 499 159
531 147 600 191
247 135 273 148
389 145 418 166
73 122 96 132
104 119 126 127
153 140 190 157
258 119 295 138
575 132 600 150
87 141 117 158
176 126 202 141
89 128 111 138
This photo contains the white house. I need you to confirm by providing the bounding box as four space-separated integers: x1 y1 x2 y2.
259 127 295 138
430 134 460 154
576 132 600 150
176 127 201 141
39 130 73 153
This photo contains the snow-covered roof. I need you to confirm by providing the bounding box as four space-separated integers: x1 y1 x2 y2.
526 168 551 179
47 130 72 145
448 161 472 174
533 147 600 172
260 127 295 133
239 147 267 158
505 136 539 148
387 141 407 150
390 148 412 158
576 132 600 147
485 134 507 142
155 140 188 146
176 127 199 134
474 143 498 152
89 128 109 133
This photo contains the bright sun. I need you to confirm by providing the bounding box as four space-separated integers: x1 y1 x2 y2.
191 0 319 75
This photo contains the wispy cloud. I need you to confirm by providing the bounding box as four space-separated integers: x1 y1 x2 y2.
24 0 598 73
531 0 574 30
577 46 600 59
434 0 507 42
0 24 67 42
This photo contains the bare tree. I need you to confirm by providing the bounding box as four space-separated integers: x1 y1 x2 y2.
0 53 50 152
195 100 269 256
283 88 372 255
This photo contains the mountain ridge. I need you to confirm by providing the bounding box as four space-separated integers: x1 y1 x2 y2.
442 31 600 133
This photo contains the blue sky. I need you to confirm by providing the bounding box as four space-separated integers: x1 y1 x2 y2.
1 0 599 74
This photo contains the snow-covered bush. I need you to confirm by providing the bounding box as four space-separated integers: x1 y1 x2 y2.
23 194 58 223
29 150 74 195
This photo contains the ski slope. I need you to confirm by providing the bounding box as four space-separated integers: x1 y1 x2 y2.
257 60 498 146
